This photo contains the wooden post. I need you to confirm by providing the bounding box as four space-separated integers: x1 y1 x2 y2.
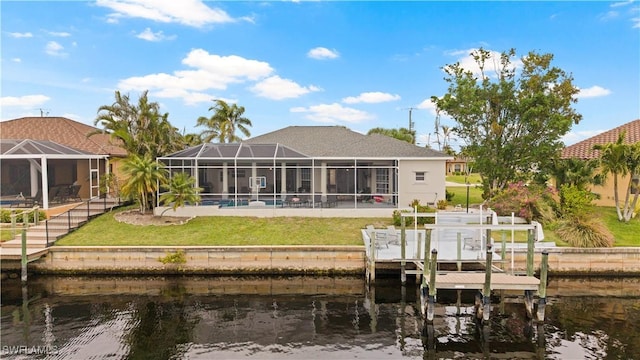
481 245 493 322
368 228 376 284
21 228 27 283
11 211 17 238
527 229 534 277
401 216 406 284
501 232 507 270
456 232 462 271
537 250 549 321
427 249 438 322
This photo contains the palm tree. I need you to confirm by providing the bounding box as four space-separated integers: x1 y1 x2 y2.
93 90 183 158
121 154 167 214
593 132 640 222
548 158 604 191
159 172 202 216
367 127 415 144
197 100 252 143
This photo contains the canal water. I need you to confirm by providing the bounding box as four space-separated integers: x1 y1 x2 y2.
1 275 639 359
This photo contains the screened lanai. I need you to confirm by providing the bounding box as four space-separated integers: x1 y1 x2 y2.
0 139 108 209
158 143 399 209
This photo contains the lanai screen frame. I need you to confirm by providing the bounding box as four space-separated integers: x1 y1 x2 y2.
158 143 399 209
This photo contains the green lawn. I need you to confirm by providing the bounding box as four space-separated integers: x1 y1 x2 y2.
446 186 484 206
56 210 392 246
600 207 640 246
1 229 15 242
446 173 482 185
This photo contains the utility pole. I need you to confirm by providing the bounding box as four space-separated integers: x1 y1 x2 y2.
404 107 417 132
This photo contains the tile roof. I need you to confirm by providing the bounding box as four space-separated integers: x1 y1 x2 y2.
0 116 126 156
244 126 451 158
561 119 640 159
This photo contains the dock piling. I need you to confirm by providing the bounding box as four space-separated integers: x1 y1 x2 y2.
21 228 27 283
401 216 406 285
456 232 462 271
537 250 549 321
481 245 493 322
427 249 438 322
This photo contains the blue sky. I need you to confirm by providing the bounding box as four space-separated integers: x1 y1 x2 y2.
1 1 639 149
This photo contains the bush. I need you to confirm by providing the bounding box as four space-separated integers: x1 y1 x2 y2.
393 200 436 226
1 209 46 223
556 216 614 247
445 189 455 202
159 250 187 264
559 184 596 218
437 199 448 210
487 182 557 224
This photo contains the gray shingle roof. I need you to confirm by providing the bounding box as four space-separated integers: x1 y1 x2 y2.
244 126 450 158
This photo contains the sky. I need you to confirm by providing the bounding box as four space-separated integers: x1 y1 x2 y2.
1 0 639 149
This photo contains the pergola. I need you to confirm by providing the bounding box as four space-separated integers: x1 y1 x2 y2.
158 143 399 209
0 139 108 209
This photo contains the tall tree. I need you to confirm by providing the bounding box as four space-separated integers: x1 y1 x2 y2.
197 100 252 143
546 158 603 191
367 127 416 144
93 90 183 158
121 154 167 214
431 48 581 198
594 133 640 222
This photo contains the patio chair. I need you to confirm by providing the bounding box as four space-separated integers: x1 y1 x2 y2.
365 225 389 249
22 189 42 207
386 225 399 245
67 184 82 202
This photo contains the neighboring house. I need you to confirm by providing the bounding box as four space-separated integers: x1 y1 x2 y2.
561 119 640 207
446 156 470 175
0 116 127 210
159 126 452 209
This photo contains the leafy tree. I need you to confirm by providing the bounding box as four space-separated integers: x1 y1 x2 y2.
182 133 204 147
121 154 167 214
197 100 252 143
159 172 202 216
593 132 640 222
431 48 581 198
545 158 604 191
92 90 183 158
367 127 416 144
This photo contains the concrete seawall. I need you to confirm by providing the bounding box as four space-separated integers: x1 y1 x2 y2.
503 247 640 275
3 246 639 276
27 246 366 275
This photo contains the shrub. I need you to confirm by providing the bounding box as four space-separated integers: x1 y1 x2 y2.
445 189 455 202
393 200 436 226
1 209 46 223
559 184 597 218
437 199 448 210
159 250 187 264
487 182 557 223
556 216 614 247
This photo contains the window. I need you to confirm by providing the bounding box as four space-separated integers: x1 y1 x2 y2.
415 171 425 182
301 168 311 192
376 169 389 193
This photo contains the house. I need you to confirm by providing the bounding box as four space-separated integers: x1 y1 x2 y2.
159 126 452 209
561 119 640 207
446 156 470 175
0 116 126 211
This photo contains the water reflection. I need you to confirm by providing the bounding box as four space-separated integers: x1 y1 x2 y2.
1 275 639 359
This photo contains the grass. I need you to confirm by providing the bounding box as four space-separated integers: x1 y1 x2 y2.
446 186 484 207
446 173 482 185
56 209 392 246
1 229 15 242
599 207 640 246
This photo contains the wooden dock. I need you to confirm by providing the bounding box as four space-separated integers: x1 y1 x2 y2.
364 210 549 324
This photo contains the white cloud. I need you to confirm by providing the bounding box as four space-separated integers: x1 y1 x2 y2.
118 49 273 104
290 103 373 124
136 27 176 41
576 85 612 99
611 0 634 8
96 0 237 27
47 31 71 37
447 48 523 78
250 76 320 100
599 10 620 21
633 17 640 28
9 32 33 38
342 92 400 104
307 47 339 60
0 95 50 107
12 58 21 63
416 98 438 115
45 41 66 56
